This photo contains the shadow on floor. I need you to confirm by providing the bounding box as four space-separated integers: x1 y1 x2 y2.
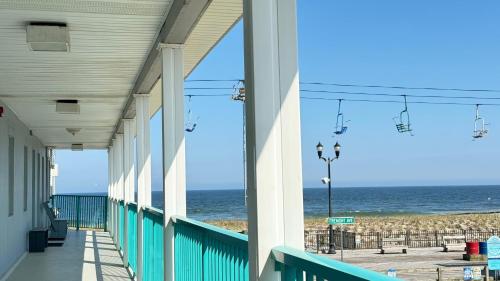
7 230 131 281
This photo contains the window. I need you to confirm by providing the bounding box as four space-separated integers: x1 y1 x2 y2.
42 157 45 202
8 136 14 217
32 149 36 226
24 146 28 212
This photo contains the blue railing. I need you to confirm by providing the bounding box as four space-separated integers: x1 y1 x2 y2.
119 200 124 250
173 216 249 281
128 203 138 273
143 207 164 281
272 246 400 281
51 195 107 230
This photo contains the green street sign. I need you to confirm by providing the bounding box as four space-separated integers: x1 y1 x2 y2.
328 217 355 225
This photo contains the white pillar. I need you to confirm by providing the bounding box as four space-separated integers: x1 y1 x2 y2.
112 139 118 241
160 45 186 281
123 118 135 267
108 146 112 233
243 0 305 280
115 133 124 248
109 143 115 236
113 139 119 242
135 94 151 281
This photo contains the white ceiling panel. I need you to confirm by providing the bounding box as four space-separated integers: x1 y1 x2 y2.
0 0 243 149
0 0 172 149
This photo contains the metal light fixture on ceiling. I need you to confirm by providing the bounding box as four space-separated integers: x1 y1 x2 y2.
66 128 81 136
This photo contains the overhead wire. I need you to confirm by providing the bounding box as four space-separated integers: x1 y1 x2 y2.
300 89 500 101
300 81 500 94
185 79 500 94
300 96 500 107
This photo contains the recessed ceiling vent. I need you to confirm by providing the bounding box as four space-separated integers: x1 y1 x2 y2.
56 99 79 114
71 143 83 151
27 22 70 52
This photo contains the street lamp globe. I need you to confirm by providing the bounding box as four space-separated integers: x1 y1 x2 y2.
316 142 324 158
334 142 341 158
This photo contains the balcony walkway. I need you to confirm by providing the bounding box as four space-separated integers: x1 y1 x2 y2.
7 230 131 281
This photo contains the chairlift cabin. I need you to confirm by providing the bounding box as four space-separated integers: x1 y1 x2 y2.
393 95 413 135
333 99 348 135
473 104 488 139
185 95 199 132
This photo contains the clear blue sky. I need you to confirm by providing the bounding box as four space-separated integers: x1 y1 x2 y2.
56 0 500 193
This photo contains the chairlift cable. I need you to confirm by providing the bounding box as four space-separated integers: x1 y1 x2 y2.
300 96 500 106
300 89 500 101
185 79 500 93
300 81 500 93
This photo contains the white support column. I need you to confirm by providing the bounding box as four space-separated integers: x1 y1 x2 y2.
113 139 119 242
109 143 115 236
108 146 112 233
123 118 135 267
135 94 151 281
243 0 305 280
160 45 186 281
115 133 124 249
112 140 118 240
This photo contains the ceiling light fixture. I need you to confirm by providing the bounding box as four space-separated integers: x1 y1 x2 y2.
71 144 83 151
66 128 81 136
56 99 79 114
26 22 70 52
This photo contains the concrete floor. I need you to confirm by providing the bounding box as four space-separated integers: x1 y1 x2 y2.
7 230 132 281
325 247 487 281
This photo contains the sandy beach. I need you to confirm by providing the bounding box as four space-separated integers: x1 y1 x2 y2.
206 212 500 233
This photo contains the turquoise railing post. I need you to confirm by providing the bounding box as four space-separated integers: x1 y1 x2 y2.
76 196 81 230
119 200 125 251
128 203 138 274
143 207 164 281
104 197 108 232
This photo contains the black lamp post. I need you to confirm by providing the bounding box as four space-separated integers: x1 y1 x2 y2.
316 141 341 254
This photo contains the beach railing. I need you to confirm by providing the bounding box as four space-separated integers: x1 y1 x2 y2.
143 207 164 281
127 202 138 273
306 229 500 251
173 216 249 281
51 194 107 230
272 246 399 280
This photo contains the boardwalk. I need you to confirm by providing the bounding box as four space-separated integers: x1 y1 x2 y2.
326 247 481 281
7 230 131 281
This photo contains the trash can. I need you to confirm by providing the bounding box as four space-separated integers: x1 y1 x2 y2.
466 241 479 255
479 242 487 255
29 227 48 252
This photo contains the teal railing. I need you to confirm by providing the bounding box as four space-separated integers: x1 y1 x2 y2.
143 207 164 281
119 200 125 250
110 202 396 281
128 203 138 273
173 216 249 281
51 195 107 230
272 246 400 281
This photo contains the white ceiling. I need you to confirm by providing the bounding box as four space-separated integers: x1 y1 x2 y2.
0 0 242 149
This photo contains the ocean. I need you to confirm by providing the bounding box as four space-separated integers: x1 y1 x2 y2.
147 185 500 221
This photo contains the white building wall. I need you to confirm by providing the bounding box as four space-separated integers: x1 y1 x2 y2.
0 100 45 279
